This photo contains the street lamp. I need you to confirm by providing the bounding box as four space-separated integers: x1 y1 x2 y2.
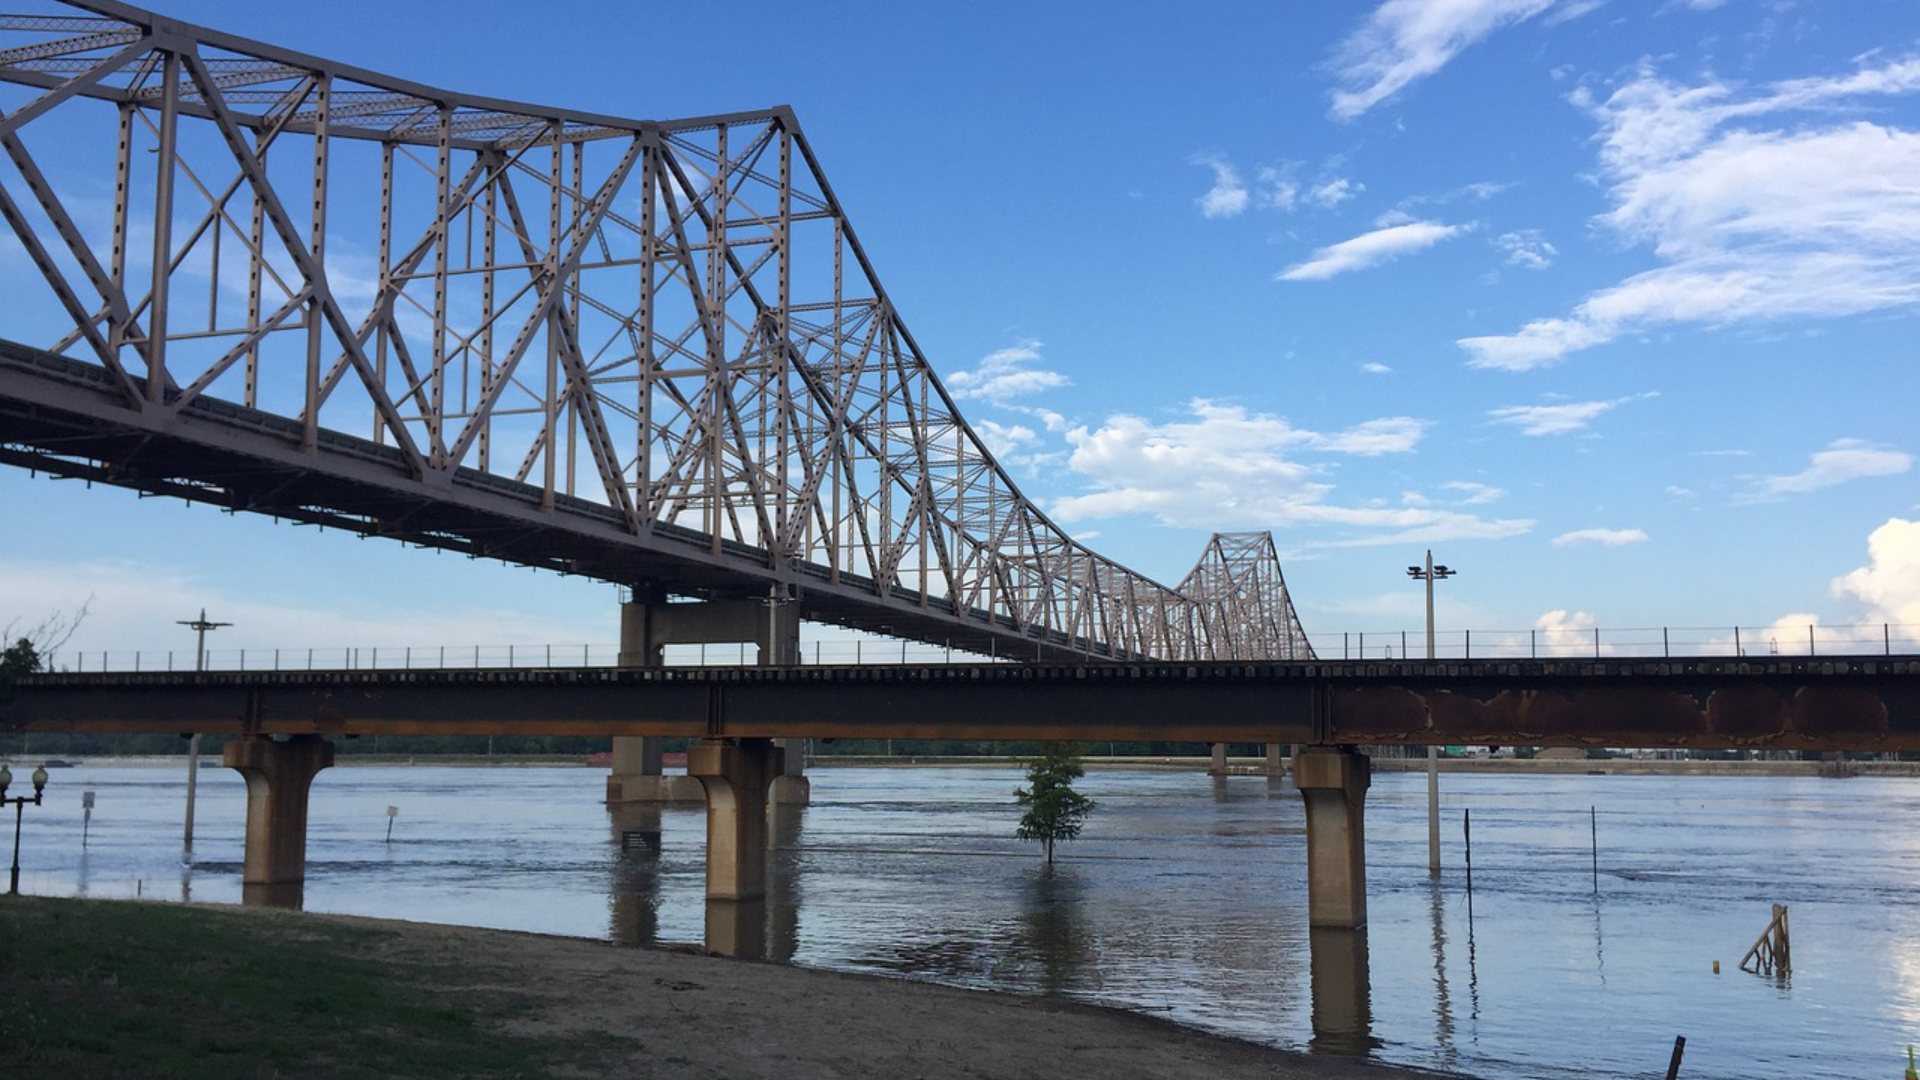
177 608 231 861
1408 550 1457 875
2 762 49 895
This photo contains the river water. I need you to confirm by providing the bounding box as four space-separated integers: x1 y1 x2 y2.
6 760 1916 1079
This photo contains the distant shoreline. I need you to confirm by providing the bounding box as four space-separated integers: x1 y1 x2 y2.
21 753 1918 777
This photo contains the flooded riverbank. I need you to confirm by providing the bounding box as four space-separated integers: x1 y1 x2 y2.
6 761 1916 1079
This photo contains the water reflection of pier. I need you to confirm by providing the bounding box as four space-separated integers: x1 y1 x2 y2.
608 780 1378 1056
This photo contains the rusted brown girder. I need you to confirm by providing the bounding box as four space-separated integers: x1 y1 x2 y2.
9 657 1920 751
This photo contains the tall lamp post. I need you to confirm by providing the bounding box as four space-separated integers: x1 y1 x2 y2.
177 609 231 861
1408 551 1456 875
2 763 49 895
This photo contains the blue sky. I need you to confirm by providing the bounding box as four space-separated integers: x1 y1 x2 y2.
3 0 1919 656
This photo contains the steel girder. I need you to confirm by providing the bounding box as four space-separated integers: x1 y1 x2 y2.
1177 532 1317 660
0 1 1313 661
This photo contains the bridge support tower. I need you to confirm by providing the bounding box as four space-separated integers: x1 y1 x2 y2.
222 734 334 908
607 596 809 805
1293 746 1371 929
687 737 782 900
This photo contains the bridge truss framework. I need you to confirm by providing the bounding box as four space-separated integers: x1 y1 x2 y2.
0 0 1313 662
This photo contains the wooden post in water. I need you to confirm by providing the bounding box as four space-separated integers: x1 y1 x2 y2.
1463 807 1474 922
1591 806 1598 894
1738 904 1791 977
1665 1035 1687 1079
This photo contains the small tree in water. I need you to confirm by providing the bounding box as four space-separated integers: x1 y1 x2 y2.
1015 743 1094 866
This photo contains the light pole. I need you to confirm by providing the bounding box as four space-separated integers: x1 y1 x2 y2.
1407 551 1456 875
177 609 231 861
1 763 49 895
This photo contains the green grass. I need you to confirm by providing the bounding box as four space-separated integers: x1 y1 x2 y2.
0 897 627 1078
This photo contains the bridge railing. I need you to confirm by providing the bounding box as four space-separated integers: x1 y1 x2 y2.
36 622 1920 673
1313 622 1920 661
36 637 1025 673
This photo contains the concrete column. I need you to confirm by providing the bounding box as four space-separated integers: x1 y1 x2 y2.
222 734 333 908
1308 927 1373 1054
704 899 767 959
1265 743 1286 775
608 599 699 803
757 604 810 806
1293 746 1372 929
612 595 805 804
1209 742 1228 774
688 737 782 900
772 737 809 804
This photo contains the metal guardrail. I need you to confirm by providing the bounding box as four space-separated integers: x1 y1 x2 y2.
38 622 1920 673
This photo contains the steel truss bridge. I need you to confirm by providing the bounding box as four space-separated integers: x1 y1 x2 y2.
0 1 1311 662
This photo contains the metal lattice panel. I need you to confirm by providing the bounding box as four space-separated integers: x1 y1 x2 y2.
0 1 1312 661
1177 532 1316 660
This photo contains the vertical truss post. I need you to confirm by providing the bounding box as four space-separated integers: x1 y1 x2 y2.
429 105 452 462
373 140 392 444
245 129 267 408
110 101 132 359
302 75 330 450
542 124 562 512
146 48 180 404
774 121 792 567
567 138 583 500
478 153 497 470
706 125 728 555
635 134 657 524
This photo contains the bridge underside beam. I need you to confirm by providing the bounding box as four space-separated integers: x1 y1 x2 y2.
13 659 1920 751
0 344 1116 664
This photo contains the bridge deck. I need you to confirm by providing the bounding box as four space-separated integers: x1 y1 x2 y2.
11 656 1920 751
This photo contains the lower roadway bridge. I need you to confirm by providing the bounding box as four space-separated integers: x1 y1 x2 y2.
8 655 1919 929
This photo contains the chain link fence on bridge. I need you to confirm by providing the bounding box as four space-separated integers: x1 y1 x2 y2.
37 621 1920 673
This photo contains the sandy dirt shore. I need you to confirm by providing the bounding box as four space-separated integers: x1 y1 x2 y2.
305 909 1459 1080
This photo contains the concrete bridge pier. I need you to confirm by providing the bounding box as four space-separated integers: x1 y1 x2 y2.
1293 746 1371 929
1265 743 1287 776
688 737 783 900
222 734 334 909
607 596 806 805
1209 742 1228 774
1308 927 1374 1053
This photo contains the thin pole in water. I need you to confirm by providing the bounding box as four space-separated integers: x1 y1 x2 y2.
1665 1035 1686 1079
1463 806 1474 922
1591 805 1599 894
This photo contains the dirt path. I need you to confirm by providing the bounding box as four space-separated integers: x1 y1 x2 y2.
331 911 1459 1080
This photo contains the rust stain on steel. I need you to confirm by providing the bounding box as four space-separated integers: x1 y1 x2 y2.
1788 686 1888 739
1334 683 1904 747
1704 685 1789 739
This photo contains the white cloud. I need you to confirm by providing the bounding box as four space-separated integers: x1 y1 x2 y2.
1443 480 1507 504
1306 177 1362 208
1460 54 1920 370
1192 153 1250 218
1535 607 1596 642
1832 517 1920 626
1665 484 1698 500
1279 220 1468 281
1487 392 1650 435
1495 229 1557 269
946 338 1070 405
1048 400 1530 546
974 419 1040 459
1358 361 1394 374
1552 527 1649 547
1739 439 1913 502
1256 165 1300 211
1327 0 1562 120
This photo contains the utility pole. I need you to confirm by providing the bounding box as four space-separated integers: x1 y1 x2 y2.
1407 551 1456 875
177 609 231 862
